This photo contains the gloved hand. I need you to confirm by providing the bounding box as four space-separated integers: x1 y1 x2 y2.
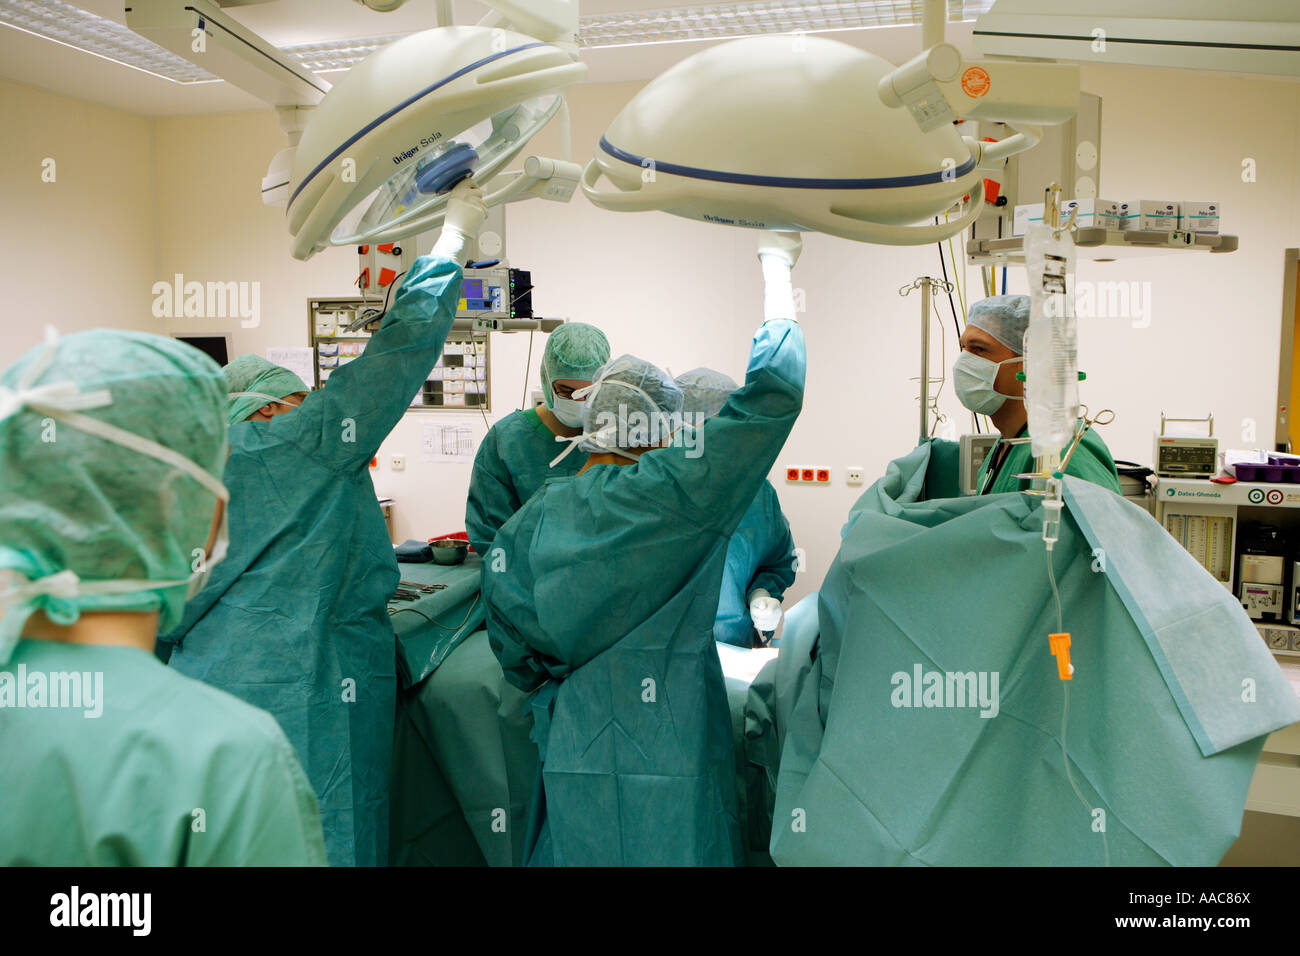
749 588 783 632
432 177 488 264
757 231 802 324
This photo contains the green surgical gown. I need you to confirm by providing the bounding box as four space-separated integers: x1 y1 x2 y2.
465 407 581 557
715 481 796 647
166 254 463 867
483 318 806 866
462 407 578 862
977 422 1120 495
0 640 326 865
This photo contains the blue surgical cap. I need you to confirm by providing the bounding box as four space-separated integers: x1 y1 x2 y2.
581 355 682 452
675 367 738 419
967 294 1031 355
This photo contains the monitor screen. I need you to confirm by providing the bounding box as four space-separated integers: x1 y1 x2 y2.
173 334 231 367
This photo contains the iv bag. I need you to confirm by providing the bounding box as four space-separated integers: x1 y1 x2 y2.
1023 222 1079 459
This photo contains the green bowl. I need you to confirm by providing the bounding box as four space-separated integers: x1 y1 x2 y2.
431 539 468 565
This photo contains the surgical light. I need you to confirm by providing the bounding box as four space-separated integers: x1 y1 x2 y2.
285 25 587 260
582 34 986 244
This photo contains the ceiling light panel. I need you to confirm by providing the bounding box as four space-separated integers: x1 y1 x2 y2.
1 0 992 84
0 0 216 83
577 0 993 48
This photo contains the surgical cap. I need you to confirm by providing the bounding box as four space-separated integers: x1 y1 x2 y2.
224 354 310 425
581 354 683 452
675 367 739 420
541 322 610 394
966 294 1031 354
0 331 228 660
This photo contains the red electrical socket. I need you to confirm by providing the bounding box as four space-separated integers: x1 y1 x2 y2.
801 468 814 482
786 467 800 482
369 457 378 468
816 468 830 483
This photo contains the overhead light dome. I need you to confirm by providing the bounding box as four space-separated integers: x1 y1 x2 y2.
582 35 983 244
287 25 586 260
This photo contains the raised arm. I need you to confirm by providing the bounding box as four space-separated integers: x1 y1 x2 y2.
632 233 806 539
268 180 488 469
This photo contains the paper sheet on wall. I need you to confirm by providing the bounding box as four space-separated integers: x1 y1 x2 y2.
267 347 316 387
421 422 477 463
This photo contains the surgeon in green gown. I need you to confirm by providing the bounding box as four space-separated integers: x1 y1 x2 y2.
483 233 807 866
675 368 796 647
165 179 487 867
465 321 610 557
954 294 1120 495
0 329 326 866
441 322 608 865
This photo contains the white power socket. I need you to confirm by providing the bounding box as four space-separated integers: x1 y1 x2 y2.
391 454 406 472
846 466 865 486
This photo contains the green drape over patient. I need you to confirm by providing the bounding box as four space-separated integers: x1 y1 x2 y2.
770 441 1300 865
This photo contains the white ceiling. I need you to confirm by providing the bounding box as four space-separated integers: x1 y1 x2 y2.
0 0 977 116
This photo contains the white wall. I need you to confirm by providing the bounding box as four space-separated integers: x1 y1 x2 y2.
5 61 1300 612
0 79 159 354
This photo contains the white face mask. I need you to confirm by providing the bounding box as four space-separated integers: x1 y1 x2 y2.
953 351 1023 416
550 393 586 429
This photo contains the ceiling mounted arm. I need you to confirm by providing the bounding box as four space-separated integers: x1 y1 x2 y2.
481 0 578 47
125 0 329 107
128 0 334 205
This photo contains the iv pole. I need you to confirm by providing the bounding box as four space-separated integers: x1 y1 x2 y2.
900 275 955 445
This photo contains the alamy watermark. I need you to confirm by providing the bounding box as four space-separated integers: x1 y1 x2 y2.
891 664 1000 719
1043 280 1154 328
50 886 150 936
591 406 709 458
152 273 260 328
0 666 103 718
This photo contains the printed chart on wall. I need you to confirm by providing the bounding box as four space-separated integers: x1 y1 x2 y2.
421 421 478 463
267 348 314 387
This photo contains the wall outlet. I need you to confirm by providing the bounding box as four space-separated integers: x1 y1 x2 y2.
787 466 832 484
391 454 406 472
847 466 865 486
